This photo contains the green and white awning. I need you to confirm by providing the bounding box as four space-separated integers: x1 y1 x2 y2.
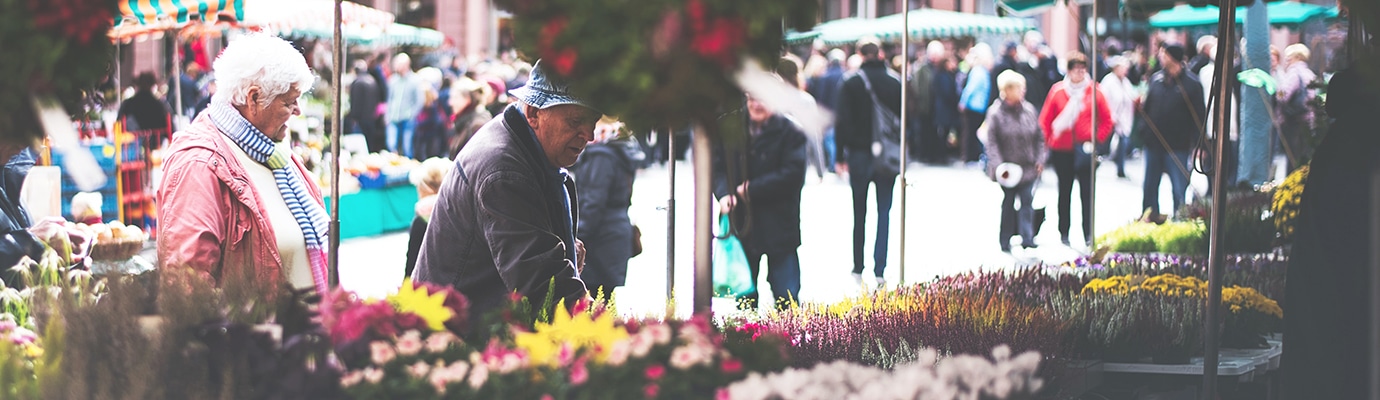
789 10 1034 47
111 0 244 41
1148 1 1334 29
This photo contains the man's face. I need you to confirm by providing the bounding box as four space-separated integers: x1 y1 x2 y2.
528 104 600 167
746 95 773 124
243 87 302 141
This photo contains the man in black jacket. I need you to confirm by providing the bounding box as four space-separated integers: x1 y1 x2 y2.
1140 44 1206 217
415 61 595 317
715 94 807 309
347 61 385 153
833 37 901 290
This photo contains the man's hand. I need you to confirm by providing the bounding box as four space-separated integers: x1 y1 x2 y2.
735 181 749 197
1036 163 1045 175
718 195 737 214
836 161 849 175
575 239 586 274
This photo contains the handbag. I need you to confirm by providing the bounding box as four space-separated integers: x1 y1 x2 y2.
1281 75 1310 118
631 224 643 257
712 214 754 298
857 72 902 177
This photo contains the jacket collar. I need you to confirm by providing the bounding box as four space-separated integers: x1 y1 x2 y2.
501 104 566 180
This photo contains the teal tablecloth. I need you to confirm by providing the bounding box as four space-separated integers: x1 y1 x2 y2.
325 184 419 239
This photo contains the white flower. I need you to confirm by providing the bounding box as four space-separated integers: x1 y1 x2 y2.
425 331 458 353
606 339 631 366
645 323 672 344
339 371 364 388
407 360 431 378
468 364 489 389
669 346 700 370
630 332 654 358
397 330 423 356
370 341 396 365
363 367 384 384
498 353 524 373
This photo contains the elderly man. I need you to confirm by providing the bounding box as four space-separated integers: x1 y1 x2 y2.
386 53 426 159
415 60 596 317
157 34 328 295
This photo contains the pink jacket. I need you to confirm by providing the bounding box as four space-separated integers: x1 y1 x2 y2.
157 113 322 287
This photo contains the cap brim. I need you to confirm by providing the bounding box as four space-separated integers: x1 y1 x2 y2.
508 86 597 112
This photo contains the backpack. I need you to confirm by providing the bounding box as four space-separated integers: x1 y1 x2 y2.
857 72 902 177
1281 74 1311 119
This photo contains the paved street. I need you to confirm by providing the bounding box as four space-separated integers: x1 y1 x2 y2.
339 153 1222 317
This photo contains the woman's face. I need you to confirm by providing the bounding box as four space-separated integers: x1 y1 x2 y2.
1113 64 1129 78
1003 86 1025 105
242 87 302 141
1068 64 1087 83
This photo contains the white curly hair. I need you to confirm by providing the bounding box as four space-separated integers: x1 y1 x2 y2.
212 33 315 108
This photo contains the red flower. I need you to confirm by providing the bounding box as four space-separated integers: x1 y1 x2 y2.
644 364 666 380
331 302 397 344
686 0 706 31
643 383 660 399
539 16 569 53
549 48 578 76
720 358 743 374
26 0 112 46
691 18 746 69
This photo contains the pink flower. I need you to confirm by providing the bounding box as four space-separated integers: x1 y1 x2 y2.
331 301 397 344
720 358 743 374
397 330 423 356
468 364 489 389
339 371 363 388
425 331 457 353
645 323 672 345
407 360 431 378
716 388 731 400
570 358 589 385
644 383 660 399
370 341 396 365
645 364 666 380
363 367 384 384
670 346 701 370
606 339 631 366
0 320 16 333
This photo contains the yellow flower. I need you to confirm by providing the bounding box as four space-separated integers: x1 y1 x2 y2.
514 301 629 365
389 279 455 332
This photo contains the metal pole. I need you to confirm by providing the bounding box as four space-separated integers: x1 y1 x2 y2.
666 127 676 303
1088 0 1098 249
692 126 713 314
897 4 909 285
173 35 183 120
328 0 344 286
1203 0 1238 396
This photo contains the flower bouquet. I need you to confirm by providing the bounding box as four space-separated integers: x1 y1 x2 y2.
331 280 791 399
0 0 116 141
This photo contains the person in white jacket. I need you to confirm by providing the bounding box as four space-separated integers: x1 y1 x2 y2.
1099 56 1138 178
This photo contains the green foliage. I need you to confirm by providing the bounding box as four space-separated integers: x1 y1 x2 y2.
1097 222 1159 253
860 338 924 370
1051 291 1203 363
1097 221 1207 255
493 0 818 132
0 0 117 139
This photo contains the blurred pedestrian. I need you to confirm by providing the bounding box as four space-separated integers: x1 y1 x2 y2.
715 92 807 309
805 48 847 171
447 77 492 158
833 37 900 290
1275 43 1316 172
910 41 947 164
1140 44 1205 218
984 70 1045 252
405 157 453 279
386 53 426 159
1038 52 1114 246
1100 56 1138 178
959 43 993 163
571 117 643 301
933 56 962 162
117 72 172 136
414 67 451 160
776 55 825 179
1024 32 1063 110
347 60 384 153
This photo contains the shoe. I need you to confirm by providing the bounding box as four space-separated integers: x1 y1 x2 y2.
875 277 887 290
851 273 864 289
1060 235 1071 246
1117 172 1128 178
1021 243 1039 250
1000 245 1012 253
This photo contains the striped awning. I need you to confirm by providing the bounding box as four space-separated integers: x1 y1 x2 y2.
110 0 243 41
283 22 446 48
874 9 1034 40
242 0 394 33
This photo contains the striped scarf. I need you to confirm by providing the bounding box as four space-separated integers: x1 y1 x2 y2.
207 102 330 295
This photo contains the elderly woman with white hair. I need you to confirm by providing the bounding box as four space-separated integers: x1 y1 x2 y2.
983 70 1046 252
157 34 328 295
1275 43 1316 171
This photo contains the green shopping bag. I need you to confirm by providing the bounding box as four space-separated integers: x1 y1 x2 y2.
713 214 754 298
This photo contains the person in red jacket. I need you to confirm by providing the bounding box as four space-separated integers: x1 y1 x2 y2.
1038 52 1114 246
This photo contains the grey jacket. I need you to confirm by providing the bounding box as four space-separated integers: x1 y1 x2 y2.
984 99 1047 184
414 105 587 317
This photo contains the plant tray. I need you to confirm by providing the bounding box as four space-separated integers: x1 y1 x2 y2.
91 236 147 261
1103 357 1257 380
